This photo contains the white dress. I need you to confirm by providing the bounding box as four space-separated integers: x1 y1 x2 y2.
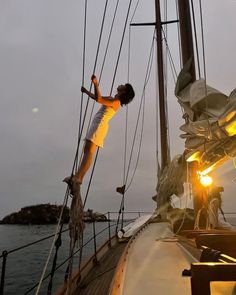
86 105 118 148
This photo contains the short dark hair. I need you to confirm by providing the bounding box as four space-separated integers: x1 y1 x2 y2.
119 83 135 106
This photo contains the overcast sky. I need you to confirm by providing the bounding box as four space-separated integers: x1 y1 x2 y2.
1 0 236 218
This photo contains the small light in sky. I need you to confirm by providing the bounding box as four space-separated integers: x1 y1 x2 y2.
32 107 39 113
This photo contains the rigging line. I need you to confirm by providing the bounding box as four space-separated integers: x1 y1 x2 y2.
79 0 88 138
83 148 99 208
174 1 185 118
127 27 131 83
110 0 133 95
82 0 134 210
85 0 121 143
72 0 109 173
116 32 155 230
125 36 155 192
124 0 139 196
127 0 140 82
124 89 145 192
175 0 182 68
76 0 87 171
164 0 168 98
199 0 207 83
100 0 120 82
47 223 63 295
35 190 70 295
124 32 155 188
124 0 140 187
190 0 201 79
123 106 128 187
199 0 209 145
161 30 177 80
130 0 140 23
166 48 177 83
65 0 110 287
161 30 178 133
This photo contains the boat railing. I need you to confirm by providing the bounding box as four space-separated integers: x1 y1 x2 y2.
0 210 152 295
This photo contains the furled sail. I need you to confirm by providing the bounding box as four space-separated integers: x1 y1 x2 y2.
175 59 236 174
154 154 186 210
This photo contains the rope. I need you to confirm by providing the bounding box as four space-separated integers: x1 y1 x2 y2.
47 224 63 295
78 0 88 145
199 0 207 84
85 0 120 138
72 0 109 173
125 32 155 191
120 0 140 225
35 191 70 295
162 30 178 81
116 32 155 230
122 0 139 197
37 1 111 292
80 0 134 230
65 2 111 291
125 36 155 192
110 0 133 94
175 0 182 68
190 0 201 79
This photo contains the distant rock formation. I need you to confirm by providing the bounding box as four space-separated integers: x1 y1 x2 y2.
0 204 107 225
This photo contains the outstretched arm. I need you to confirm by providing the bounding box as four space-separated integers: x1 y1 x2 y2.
81 86 96 100
81 75 120 110
80 75 101 101
91 75 102 101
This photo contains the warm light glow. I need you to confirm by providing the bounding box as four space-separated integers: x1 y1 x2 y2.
225 120 236 136
200 157 230 176
200 174 213 187
186 151 201 162
200 165 215 176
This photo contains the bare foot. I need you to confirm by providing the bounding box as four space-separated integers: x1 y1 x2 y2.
63 175 81 195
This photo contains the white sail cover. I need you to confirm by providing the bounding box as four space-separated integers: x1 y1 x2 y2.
155 60 236 208
175 59 236 172
154 154 186 209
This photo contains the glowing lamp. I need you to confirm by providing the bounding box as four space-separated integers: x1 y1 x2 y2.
225 121 236 136
200 174 213 187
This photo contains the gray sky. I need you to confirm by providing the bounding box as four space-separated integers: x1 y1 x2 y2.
1 0 236 218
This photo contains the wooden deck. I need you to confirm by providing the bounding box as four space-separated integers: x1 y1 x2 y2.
73 241 127 295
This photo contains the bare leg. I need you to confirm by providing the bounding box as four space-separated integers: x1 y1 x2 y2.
75 140 97 184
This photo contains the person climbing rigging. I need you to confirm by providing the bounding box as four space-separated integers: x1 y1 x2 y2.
64 74 135 195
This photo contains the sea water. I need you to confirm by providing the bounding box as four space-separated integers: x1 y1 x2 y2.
0 221 120 295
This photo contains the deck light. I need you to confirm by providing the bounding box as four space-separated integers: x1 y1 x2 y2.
200 174 213 187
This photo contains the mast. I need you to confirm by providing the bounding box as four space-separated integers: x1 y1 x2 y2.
177 0 203 219
155 0 169 171
177 0 196 81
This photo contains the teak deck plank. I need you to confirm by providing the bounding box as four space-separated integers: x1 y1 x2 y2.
74 242 127 295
